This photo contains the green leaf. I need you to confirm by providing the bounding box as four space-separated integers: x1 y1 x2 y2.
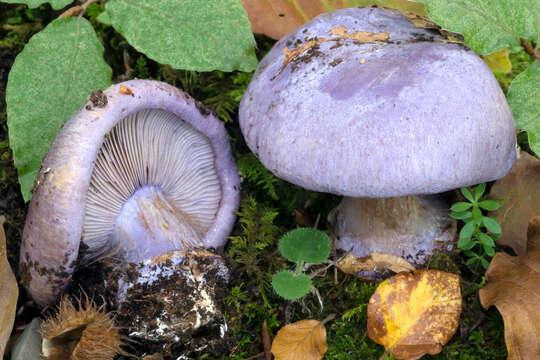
450 211 473 220
1 0 73 10
478 233 495 247
473 183 486 201
104 0 257 72
460 187 475 203
6 17 112 201
466 257 478 265
478 200 501 211
417 0 539 54
279 228 331 264
450 202 473 212
483 244 495 257
508 61 540 156
481 257 490 269
472 206 483 225
482 216 502 234
459 221 475 241
96 10 113 26
272 271 312 300
458 236 475 251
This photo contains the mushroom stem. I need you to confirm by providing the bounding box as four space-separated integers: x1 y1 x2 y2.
108 186 202 263
329 195 456 267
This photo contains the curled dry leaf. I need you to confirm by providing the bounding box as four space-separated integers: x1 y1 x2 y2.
240 0 427 39
367 270 461 360
479 213 540 360
337 252 415 277
489 152 540 255
0 217 18 358
271 319 329 360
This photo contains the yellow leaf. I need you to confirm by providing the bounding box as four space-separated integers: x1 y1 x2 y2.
483 48 512 74
240 0 426 40
0 217 18 358
271 319 329 360
367 270 461 360
479 214 540 360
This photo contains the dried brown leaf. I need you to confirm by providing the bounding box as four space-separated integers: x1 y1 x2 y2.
489 152 540 255
271 319 328 360
368 270 461 360
0 217 18 358
402 12 439 29
240 0 426 40
479 213 540 360
338 252 415 276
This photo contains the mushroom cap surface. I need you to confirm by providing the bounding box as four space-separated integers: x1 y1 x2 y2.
20 80 240 306
239 7 516 198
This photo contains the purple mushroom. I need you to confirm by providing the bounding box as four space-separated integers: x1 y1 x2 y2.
20 80 240 306
239 8 516 269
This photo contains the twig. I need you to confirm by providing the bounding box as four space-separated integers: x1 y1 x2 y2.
245 352 265 360
320 313 336 325
520 37 540 62
308 253 348 279
262 320 272 360
330 233 338 285
59 0 103 18
313 213 320 229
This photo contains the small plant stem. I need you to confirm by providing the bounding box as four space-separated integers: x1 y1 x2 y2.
331 233 338 285
379 349 390 360
520 37 540 62
245 352 265 360
320 313 337 325
59 0 104 18
313 213 321 229
308 253 348 279
295 260 303 276
262 320 272 360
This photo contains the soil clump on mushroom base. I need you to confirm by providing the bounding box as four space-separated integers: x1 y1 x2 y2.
69 250 234 358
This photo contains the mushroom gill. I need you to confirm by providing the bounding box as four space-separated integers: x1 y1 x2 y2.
83 109 221 262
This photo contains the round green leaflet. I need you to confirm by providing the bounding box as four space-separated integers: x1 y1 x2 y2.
279 228 332 264
272 271 312 300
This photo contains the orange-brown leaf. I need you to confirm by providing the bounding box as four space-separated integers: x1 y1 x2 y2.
479 213 540 360
271 319 328 360
367 270 461 360
240 0 426 40
0 217 18 358
489 152 540 255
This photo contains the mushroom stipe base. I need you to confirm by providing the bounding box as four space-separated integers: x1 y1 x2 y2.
330 195 457 275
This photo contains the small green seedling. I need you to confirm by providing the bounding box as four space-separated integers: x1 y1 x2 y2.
450 183 502 268
272 228 331 300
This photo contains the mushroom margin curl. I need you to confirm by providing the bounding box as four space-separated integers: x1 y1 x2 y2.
19 80 240 306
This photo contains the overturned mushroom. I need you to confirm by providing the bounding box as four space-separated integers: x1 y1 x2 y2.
239 8 516 272
19 80 240 307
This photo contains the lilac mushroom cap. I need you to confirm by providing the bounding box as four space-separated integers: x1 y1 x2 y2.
239 8 516 267
20 80 240 306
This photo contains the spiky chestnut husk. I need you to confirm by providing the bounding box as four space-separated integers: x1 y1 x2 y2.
41 297 126 360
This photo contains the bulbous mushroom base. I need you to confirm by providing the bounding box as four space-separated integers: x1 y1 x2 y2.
329 195 456 277
111 249 230 352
